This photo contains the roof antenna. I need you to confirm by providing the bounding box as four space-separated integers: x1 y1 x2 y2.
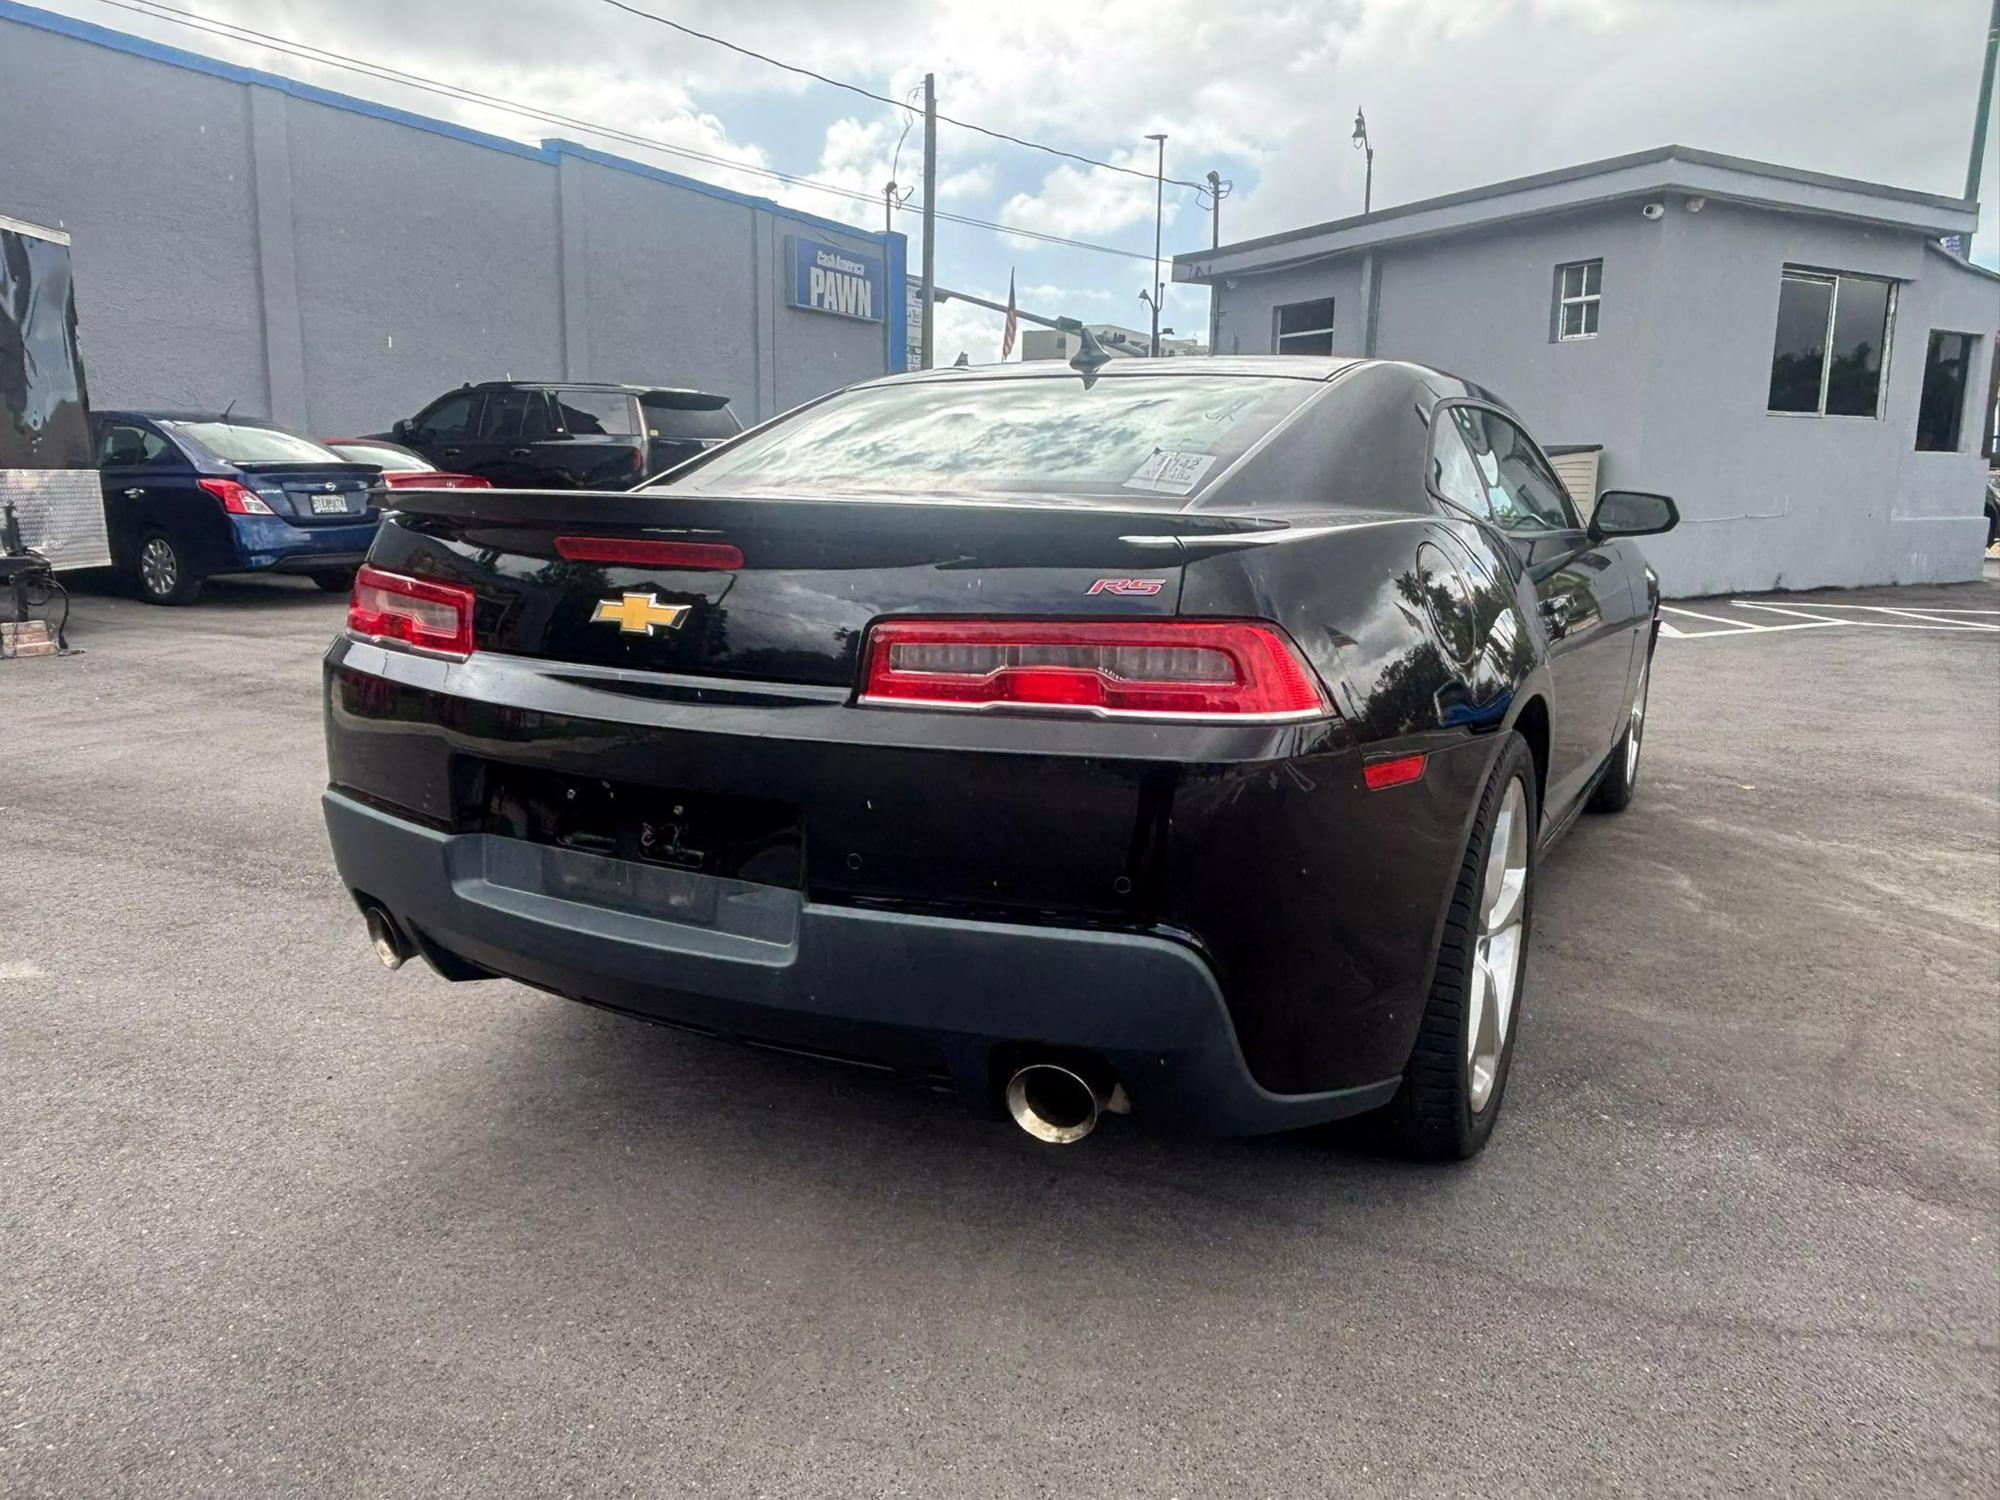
219 396 238 421
1057 318 1110 385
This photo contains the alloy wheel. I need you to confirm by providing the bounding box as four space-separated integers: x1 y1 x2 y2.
1468 778 1529 1112
139 537 178 599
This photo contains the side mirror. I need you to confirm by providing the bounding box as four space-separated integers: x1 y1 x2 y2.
1589 490 1678 541
391 418 411 441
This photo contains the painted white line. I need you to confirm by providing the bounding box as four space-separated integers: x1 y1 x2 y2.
1727 601 2000 615
1660 605 1766 630
1863 607 2000 630
1658 621 1843 639
1732 601 1998 632
0 961 47 982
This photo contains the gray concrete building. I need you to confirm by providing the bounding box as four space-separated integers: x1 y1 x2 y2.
0 1 906 440
1176 146 1999 595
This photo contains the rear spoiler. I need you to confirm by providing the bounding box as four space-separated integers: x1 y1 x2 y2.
637 390 732 410
380 487 1289 536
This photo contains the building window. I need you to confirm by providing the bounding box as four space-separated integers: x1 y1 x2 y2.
1915 331 1977 452
1275 298 1335 355
1554 259 1601 340
1767 269 1895 418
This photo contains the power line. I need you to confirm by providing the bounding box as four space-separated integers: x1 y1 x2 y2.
91 0 1158 263
597 0 1209 192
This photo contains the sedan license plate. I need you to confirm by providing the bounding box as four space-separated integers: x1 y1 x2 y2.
310 494 350 515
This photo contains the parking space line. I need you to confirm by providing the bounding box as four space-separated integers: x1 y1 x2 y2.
1729 601 2000 615
1732 601 2000 631
1658 604 1841 639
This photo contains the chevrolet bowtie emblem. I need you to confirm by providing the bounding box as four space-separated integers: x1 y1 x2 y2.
591 593 691 635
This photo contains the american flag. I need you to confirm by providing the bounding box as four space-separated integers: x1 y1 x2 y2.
1000 270 1018 360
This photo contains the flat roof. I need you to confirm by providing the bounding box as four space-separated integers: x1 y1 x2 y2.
1175 145 1981 283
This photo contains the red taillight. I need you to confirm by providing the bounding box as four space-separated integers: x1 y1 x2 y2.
347 565 476 659
858 619 1329 720
199 477 274 515
554 537 743 570
1362 753 1428 791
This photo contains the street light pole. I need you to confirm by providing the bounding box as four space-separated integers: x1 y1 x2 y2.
1351 107 1374 214
1965 0 1999 258
1146 132 1167 357
920 72 936 370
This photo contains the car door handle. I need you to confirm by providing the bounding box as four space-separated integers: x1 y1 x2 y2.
123 487 146 499
509 447 532 458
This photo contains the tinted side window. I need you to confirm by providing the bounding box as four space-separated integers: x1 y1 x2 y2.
557 391 637 436
1451 408 1576 532
98 422 175 468
414 393 481 443
1428 418 1489 515
478 389 549 440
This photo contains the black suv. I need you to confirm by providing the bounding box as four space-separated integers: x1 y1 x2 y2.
386 382 741 490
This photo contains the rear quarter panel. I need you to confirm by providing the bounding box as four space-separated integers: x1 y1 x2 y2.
1167 512 1550 1091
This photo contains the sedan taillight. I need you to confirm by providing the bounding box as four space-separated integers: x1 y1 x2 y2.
198 477 275 515
347 565 476 659
858 619 1330 720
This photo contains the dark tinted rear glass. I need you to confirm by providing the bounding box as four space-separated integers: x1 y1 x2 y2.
663 375 1320 506
642 394 740 442
556 391 637 436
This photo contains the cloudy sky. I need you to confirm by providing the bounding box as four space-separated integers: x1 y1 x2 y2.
35 0 2000 363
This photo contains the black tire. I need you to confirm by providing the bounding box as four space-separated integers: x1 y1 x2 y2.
1380 732 1539 1161
131 530 202 606
1587 637 1653 814
311 568 358 593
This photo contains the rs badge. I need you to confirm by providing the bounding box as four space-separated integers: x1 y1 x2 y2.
592 593 691 635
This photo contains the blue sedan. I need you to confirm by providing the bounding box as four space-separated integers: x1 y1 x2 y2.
92 412 384 604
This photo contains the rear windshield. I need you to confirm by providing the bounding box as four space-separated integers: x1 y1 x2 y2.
169 421 345 465
661 375 1320 505
642 394 740 442
555 390 638 437
328 442 431 472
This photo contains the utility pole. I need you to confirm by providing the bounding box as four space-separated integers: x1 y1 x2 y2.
920 72 937 371
1146 132 1167 358
1967 0 1999 258
1352 108 1375 215
1206 169 1222 249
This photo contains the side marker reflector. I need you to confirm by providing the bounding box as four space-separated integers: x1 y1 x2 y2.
1363 753 1428 791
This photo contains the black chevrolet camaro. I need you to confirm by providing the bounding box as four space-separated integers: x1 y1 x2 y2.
321 355 1676 1158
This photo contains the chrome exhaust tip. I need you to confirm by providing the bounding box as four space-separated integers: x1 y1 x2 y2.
1005 1062 1113 1145
363 906 408 970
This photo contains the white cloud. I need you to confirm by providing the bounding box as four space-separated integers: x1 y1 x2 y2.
35 0 1998 272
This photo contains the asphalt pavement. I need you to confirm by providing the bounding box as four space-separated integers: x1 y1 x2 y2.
3 568 1996 1497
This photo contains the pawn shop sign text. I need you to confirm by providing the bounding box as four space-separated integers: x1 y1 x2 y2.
790 236 885 323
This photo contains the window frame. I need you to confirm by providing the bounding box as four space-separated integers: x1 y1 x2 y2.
1767 268 1898 420
1553 259 1602 342
1273 298 1336 356
1423 398 1582 537
1914 329 1979 453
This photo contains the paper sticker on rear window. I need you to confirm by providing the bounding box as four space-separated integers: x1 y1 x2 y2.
1124 449 1217 496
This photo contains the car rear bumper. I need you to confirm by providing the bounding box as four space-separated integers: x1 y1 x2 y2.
228 514 377 572
322 789 1402 1136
